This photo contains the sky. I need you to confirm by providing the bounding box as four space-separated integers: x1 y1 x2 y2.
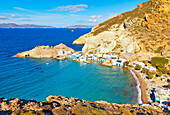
0 0 148 27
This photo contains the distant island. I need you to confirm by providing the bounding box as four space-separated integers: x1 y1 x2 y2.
0 23 55 28
68 25 93 29
0 23 93 29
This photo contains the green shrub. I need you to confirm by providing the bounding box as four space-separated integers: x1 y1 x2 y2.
158 66 168 74
97 44 101 47
148 72 154 79
151 57 168 74
135 64 142 70
142 60 147 64
168 83 170 88
142 68 149 74
154 46 163 53
156 72 162 77
123 61 129 66
120 50 124 52
128 65 134 68
151 57 168 67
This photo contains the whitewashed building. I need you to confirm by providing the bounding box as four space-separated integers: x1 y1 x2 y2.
58 49 64 55
144 66 157 72
131 61 145 68
65 50 72 55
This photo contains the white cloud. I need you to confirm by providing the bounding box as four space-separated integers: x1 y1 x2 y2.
0 16 8 20
89 15 101 19
11 14 17 18
13 7 30 11
13 7 37 14
48 4 88 13
89 19 97 22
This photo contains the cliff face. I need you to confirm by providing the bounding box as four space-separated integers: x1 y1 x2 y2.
73 0 170 57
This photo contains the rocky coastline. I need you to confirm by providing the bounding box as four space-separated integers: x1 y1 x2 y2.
0 95 166 115
14 43 75 59
13 45 157 105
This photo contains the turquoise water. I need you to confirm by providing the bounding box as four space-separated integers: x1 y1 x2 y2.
0 28 137 104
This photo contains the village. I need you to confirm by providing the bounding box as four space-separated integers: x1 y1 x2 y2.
14 43 170 112
56 49 170 112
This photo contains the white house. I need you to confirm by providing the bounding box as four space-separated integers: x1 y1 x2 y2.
131 61 145 68
144 66 157 72
103 54 111 59
115 59 127 66
65 50 72 55
58 49 64 55
110 55 118 59
79 56 87 62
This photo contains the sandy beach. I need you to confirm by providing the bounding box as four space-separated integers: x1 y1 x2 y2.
128 68 149 104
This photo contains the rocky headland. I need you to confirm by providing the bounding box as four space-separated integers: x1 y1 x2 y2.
73 0 170 60
14 43 75 58
0 95 167 115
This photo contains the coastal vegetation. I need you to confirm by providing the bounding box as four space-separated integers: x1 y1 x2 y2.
142 68 149 74
156 72 163 77
148 72 154 79
135 64 142 70
123 61 129 66
151 57 168 67
151 57 169 74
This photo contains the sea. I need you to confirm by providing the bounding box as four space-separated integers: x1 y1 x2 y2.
0 28 138 104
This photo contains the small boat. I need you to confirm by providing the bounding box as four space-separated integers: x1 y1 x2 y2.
71 30 74 32
46 63 49 65
73 59 76 61
83 61 91 64
100 63 113 67
57 58 63 61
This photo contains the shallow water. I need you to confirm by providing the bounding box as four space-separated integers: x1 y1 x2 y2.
0 28 137 103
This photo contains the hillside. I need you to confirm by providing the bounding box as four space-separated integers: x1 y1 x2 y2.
0 23 54 28
73 0 170 59
0 96 167 115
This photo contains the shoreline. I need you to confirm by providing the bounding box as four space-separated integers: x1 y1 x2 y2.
129 69 142 104
128 68 149 104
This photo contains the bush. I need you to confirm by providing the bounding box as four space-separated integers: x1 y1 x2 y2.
142 60 147 64
151 57 168 67
142 68 149 74
156 72 162 77
120 50 124 52
128 65 134 68
154 46 163 53
135 64 142 70
168 83 170 88
123 61 129 66
158 66 168 74
148 72 154 79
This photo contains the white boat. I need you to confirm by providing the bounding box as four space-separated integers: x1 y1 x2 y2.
57 58 62 61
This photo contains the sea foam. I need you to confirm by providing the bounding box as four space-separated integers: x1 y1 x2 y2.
130 69 142 104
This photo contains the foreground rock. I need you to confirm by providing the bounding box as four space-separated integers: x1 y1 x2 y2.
0 96 167 115
14 43 75 58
